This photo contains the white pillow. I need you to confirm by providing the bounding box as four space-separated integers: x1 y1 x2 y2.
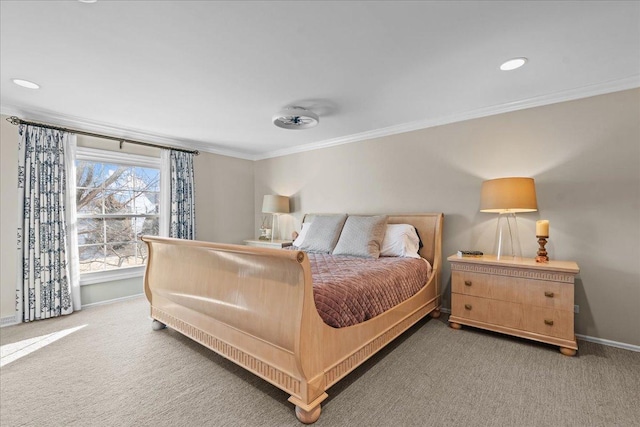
293 222 312 247
380 224 421 258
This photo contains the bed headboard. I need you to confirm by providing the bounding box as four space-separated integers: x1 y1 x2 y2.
302 213 444 269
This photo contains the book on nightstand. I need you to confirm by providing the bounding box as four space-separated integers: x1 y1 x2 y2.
456 250 483 257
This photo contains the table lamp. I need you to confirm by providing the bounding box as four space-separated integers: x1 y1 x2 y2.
262 195 290 242
480 177 538 259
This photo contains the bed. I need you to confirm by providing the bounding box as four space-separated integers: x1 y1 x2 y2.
142 213 443 423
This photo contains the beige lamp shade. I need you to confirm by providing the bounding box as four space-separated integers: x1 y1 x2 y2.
262 195 290 214
480 177 538 213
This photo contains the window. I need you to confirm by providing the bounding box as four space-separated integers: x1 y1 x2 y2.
75 147 162 281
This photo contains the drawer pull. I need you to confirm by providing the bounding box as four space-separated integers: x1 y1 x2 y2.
544 319 554 326
464 304 472 310
464 280 472 286
544 291 554 298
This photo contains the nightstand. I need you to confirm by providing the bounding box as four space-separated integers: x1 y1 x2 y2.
448 254 580 356
244 239 293 249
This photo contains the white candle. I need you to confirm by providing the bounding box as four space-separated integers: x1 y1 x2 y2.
536 220 549 237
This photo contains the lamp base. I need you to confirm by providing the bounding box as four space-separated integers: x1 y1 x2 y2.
270 214 283 242
271 214 276 242
493 212 522 260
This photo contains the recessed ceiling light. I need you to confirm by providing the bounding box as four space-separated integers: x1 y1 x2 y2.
78 0 98 3
12 79 40 89
500 57 528 71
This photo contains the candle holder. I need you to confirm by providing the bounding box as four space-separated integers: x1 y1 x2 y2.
535 236 549 263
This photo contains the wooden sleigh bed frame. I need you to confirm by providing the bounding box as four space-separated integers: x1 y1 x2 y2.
142 213 443 423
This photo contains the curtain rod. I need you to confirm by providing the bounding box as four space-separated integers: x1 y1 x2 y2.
6 116 199 156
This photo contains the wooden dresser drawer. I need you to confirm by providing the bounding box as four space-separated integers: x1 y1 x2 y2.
524 306 574 340
451 294 524 330
452 271 573 311
451 294 575 341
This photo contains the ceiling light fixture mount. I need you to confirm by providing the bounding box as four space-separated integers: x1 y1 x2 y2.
272 106 319 130
500 57 528 71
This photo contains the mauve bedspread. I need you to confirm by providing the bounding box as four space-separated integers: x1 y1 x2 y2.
307 253 432 328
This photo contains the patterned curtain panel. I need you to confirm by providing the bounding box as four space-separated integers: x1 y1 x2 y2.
169 150 196 239
17 125 77 321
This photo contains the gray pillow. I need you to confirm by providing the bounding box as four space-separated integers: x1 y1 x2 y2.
332 215 388 258
299 214 348 253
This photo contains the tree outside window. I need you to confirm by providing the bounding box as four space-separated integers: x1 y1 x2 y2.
76 156 160 273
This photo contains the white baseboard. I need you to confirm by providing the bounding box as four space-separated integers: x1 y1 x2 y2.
0 294 145 328
437 308 639 352
0 314 20 328
575 334 640 353
81 293 145 309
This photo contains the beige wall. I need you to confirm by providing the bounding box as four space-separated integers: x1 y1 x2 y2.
254 89 640 346
1 116 19 319
194 152 255 244
0 116 255 320
80 278 144 306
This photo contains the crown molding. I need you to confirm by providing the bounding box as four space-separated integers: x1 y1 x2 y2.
4 75 638 162
0 105 257 161
256 75 640 160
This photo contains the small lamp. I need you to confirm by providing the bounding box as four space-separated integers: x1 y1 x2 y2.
262 195 290 242
480 177 538 259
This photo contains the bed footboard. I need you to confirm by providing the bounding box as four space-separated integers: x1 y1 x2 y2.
142 236 325 417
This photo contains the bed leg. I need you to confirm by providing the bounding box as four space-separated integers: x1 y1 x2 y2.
151 319 166 331
430 308 441 319
295 404 321 424
289 393 326 424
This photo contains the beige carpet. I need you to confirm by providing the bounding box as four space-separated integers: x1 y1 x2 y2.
1 296 639 427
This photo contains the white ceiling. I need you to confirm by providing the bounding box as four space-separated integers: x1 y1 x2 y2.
1 1 639 160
